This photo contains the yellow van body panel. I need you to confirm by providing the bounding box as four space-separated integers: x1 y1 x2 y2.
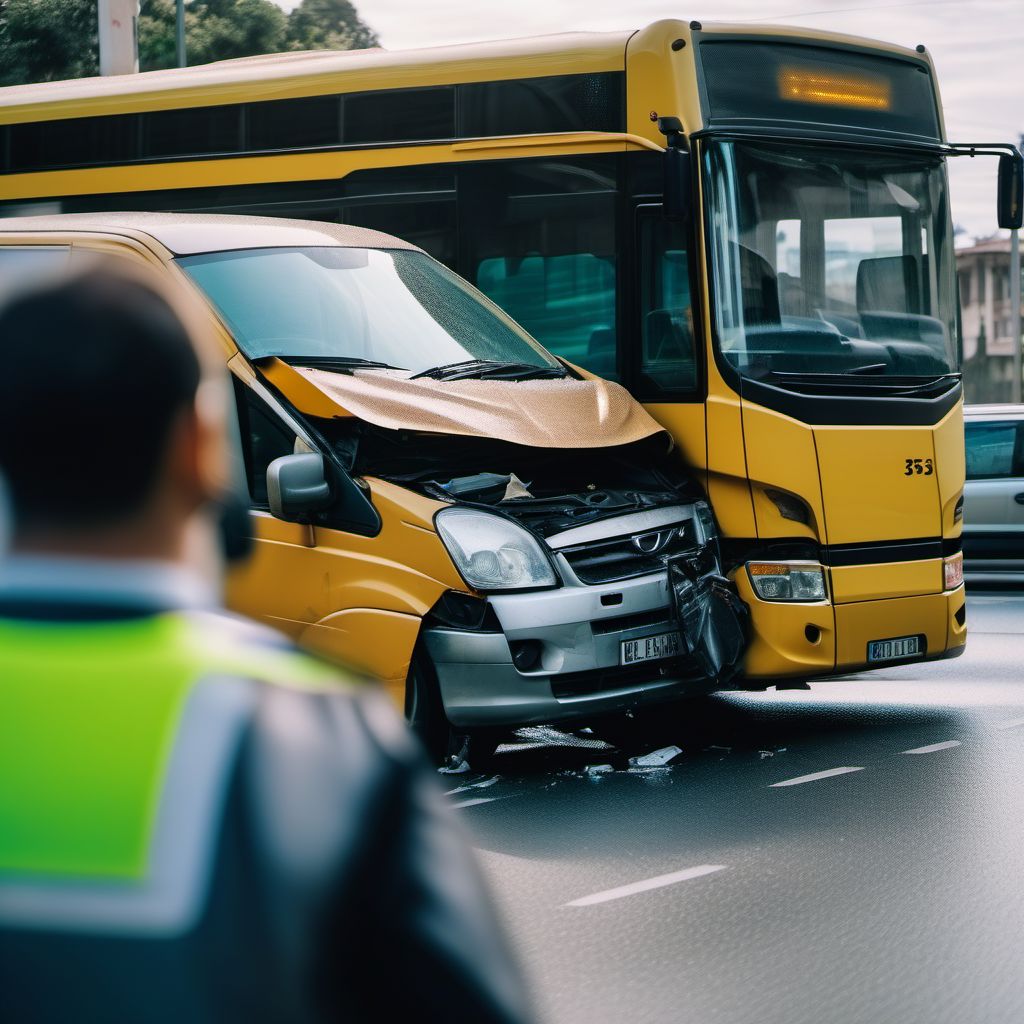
226 478 464 699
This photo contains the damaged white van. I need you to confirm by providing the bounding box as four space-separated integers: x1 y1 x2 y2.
0 213 748 763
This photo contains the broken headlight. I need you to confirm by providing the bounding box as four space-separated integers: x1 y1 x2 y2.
435 507 558 591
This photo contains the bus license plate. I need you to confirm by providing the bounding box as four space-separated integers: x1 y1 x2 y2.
867 635 922 663
621 631 683 666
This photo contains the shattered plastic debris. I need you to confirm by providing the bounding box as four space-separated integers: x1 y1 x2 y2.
585 764 614 775
438 758 471 775
445 776 501 795
758 750 774 759
628 745 683 768
502 473 534 500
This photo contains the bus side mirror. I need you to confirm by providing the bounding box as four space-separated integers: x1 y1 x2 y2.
657 116 691 222
997 151 1023 230
267 452 332 522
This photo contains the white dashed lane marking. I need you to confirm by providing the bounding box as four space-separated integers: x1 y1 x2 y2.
451 797 501 809
995 716 1024 731
770 766 865 788
901 740 962 754
564 865 727 907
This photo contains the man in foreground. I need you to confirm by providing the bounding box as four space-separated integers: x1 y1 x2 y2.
0 264 529 1023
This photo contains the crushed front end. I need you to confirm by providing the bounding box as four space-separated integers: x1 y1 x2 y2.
370 432 751 728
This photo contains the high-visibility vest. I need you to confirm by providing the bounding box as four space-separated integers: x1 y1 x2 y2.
0 608 340 920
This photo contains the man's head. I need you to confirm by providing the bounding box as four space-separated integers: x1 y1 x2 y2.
0 260 229 561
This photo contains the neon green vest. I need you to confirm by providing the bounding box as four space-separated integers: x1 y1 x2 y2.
0 612 338 882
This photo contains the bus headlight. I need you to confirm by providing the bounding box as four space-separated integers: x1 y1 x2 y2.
436 507 558 591
943 551 964 590
747 562 827 602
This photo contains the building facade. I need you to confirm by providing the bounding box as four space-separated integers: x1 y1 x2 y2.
957 236 1023 404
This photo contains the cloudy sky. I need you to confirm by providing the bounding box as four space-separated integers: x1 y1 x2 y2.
277 0 1022 241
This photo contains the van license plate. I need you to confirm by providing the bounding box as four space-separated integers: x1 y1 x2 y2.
867 635 922 663
621 631 683 666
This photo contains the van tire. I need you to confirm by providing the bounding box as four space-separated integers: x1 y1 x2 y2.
406 653 501 769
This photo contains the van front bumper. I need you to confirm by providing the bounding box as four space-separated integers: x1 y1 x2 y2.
422 572 710 728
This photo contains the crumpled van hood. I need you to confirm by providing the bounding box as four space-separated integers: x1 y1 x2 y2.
258 358 669 450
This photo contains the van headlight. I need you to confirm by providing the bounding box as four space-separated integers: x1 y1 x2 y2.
747 561 827 602
436 507 558 591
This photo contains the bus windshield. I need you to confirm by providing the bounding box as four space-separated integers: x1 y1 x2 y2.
704 140 959 381
178 246 561 376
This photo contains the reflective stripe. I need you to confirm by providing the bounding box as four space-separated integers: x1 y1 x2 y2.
0 676 255 936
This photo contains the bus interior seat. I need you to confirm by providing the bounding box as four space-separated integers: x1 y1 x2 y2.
856 255 922 316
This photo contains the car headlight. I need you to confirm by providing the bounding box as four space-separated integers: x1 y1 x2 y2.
747 561 827 602
436 507 558 591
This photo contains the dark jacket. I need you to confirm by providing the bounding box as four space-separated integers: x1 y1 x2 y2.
0 597 529 1024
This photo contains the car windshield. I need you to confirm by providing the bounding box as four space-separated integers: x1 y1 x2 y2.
178 246 561 375
704 140 959 381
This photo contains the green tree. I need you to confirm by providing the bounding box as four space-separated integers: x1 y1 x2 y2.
0 0 377 85
0 0 99 86
285 0 377 52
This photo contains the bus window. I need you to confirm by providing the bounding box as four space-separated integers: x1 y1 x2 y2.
464 158 619 379
823 216 903 316
776 219 803 316
344 199 456 266
637 216 697 395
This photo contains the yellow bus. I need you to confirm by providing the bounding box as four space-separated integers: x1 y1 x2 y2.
2 20 1020 686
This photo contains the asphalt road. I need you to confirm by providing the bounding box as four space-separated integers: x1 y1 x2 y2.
449 589 1024 1024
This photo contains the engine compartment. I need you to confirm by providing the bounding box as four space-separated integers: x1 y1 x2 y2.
325 421 699 538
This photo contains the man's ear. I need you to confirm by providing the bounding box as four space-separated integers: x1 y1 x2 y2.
192 378 233 505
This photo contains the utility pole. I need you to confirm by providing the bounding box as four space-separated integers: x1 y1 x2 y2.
176 0 187 68
97 0 140 76
1012 228 1022 404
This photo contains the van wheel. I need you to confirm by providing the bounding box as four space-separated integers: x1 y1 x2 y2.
405 654 501 769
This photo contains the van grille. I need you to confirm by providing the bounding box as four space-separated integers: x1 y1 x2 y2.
560 520 700 585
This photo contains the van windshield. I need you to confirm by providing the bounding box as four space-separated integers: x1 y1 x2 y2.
178 246 562 375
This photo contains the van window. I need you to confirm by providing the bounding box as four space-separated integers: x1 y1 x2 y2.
965 422 1023 479
234 383 298 507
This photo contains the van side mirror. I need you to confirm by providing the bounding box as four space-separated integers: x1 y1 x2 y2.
657 116 691 222
267 452 332 522
997 151 1024 229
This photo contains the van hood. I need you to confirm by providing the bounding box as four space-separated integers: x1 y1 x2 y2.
258 358 669 450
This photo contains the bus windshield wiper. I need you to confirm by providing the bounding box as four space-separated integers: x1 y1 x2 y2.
410 359 567 381
282 356 406 373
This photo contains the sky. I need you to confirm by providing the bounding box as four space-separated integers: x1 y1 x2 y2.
276 0 1024 243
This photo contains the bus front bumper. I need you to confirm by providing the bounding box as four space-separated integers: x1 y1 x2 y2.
735 568 967 680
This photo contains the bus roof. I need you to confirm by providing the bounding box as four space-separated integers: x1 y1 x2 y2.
0 211 422 256
0 21 926 124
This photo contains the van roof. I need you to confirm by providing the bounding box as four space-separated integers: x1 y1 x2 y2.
0 211 422 256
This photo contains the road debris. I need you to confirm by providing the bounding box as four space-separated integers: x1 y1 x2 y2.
629 745 683 768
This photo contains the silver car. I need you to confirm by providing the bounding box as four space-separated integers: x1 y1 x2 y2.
963 404 1024 583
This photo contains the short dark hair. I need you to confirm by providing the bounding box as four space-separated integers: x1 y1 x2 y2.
0 266 202 530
